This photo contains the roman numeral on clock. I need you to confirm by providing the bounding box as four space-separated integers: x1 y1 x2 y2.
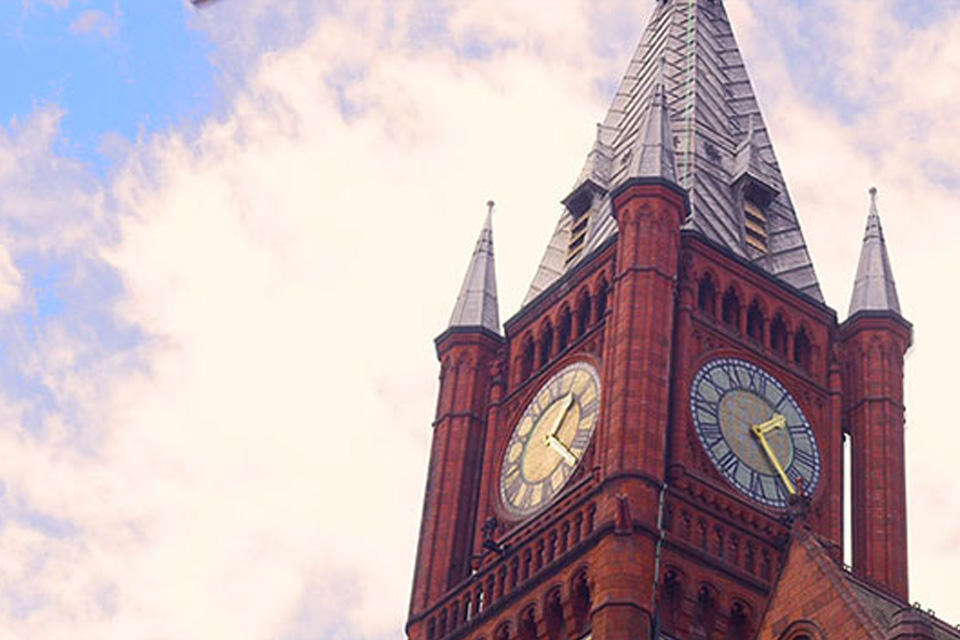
717 450 740 476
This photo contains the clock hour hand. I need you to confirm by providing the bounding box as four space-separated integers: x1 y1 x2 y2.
751 415 796 495
545 434 578 466
754 414 786 435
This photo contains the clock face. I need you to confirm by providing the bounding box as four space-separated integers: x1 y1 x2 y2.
500 362 600 518
690 358 821 508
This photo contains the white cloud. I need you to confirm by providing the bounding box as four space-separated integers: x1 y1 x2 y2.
2 1 960 638
69 8 119 40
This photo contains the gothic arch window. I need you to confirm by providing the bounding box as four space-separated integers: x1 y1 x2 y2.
660 567 685 636
494 621 512 640
521 335 535 380
576 291 592 338
698 272 718 317
539 321 554 369
770 313 788 357
544 588 566 640
517 606 538 640
794 326 812 371
558 306 573 353
694 583 719 639
724 601 753 640
722 287 741 329
595 277 610 320
776 619 826 640
746 300 764 343
570 568 592 633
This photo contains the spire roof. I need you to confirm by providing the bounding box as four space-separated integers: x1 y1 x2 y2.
848 188 902 317
448 201 501 334
524 0 823 304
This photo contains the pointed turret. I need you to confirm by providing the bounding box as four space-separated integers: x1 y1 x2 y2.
623 64 678 184
841 187 912 601
524 0 824 304
448 201 501 335
848 187 902 318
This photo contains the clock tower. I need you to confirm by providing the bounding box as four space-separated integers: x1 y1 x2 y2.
406 2 934 639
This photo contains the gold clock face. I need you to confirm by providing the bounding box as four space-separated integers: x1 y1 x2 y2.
500 362 600 518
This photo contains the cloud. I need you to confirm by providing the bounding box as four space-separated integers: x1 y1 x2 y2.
0 1 609 638
69 8 119 40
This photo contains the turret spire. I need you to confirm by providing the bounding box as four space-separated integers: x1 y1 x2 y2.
848 187 902 318
624 59 678 184
448 201 501 334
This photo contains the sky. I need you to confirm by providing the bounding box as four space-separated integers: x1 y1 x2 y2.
0 0 958 639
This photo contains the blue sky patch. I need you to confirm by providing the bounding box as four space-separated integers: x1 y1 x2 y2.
0 1 218 173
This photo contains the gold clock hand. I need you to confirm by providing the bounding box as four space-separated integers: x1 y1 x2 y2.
549 393 575 437
751 418 796 495
755 414 786 435
545 434 578 466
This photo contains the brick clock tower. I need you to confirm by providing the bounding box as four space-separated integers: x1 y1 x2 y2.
407 2 952 639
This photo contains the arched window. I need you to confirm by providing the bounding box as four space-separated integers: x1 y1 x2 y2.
776 619 825 640
494 622 512 640
795 327 812 371
770 314 788 357
521 336 535 380
545 589 566 640
539 322 554 369
571 570 592 632
558 307 572 353
576 292 592 338
595 278 610 320
698 273 717 317
661 568 684 635
722 288 741 329
746 300 764 342
724 601 752 640
694 585 719 638
518 608 537 640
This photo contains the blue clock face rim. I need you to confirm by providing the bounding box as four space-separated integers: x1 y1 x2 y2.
689 358 821 508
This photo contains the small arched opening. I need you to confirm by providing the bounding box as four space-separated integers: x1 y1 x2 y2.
576 292 592 339
595 278 610 321
698 273 717 317
795 327 812 371
558 306 572 353
539 321 554 369
722 287 741 329
571 569 592 633
544 589 566 640
770 313 788 358
521 336 535 381
517 607 537 640
724 601 752 640
746 300 764 343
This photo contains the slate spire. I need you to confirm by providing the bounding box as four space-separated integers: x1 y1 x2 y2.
848 188 902 317
524 0 824 304
448 201 501 334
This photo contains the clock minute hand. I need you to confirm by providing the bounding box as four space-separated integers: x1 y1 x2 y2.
751 417 796 495
549 393 575 437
